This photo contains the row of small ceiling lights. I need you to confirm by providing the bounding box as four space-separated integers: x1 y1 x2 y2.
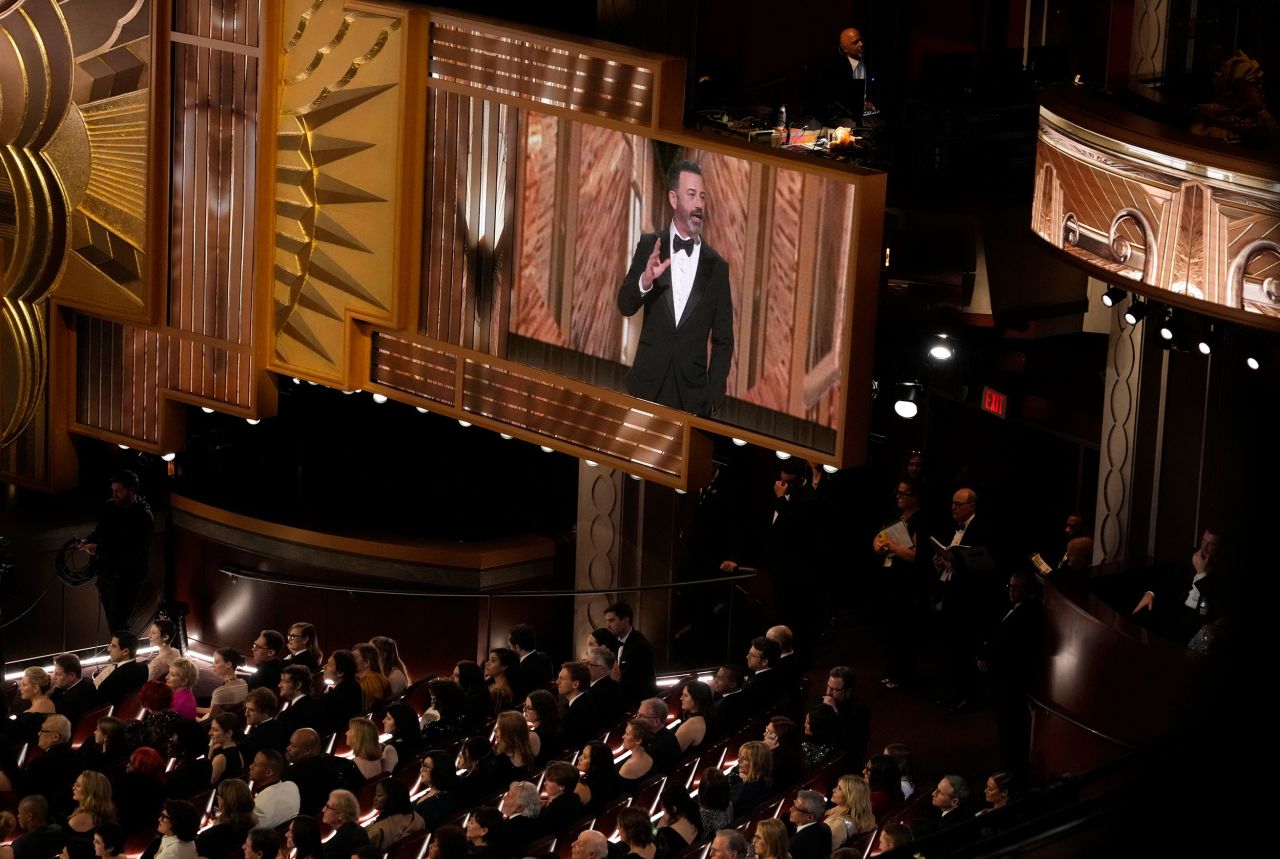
1100 286 1260 368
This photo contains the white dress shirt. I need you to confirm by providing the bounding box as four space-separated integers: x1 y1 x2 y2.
253 780 301 829
639 222 701 325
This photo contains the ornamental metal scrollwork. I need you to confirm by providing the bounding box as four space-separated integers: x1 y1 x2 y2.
1226 239 1280 309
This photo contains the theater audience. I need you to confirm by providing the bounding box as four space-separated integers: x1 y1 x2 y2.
884 742 915 799
319 789 368 859
483 649 519 716
164 659 198 721
148 799 199 859
976 771 1012 815
523 689 563 765
574 741 619 814
824 775 875 851
200 648 248 718
493 712 535 779
709 830 747 859
365 778 424 851
94 821 126 859
821 667 869 760
347 717 396 779
451 661 492 726
0 796 64 859
381 702 422 764
195 779 255 859
585 628 619 657
654 786 701 857
116 747 166 832
455 736 505 808
319 651 363 737
751 819 789 859
616 807 658 859
743 637 785 712
730 741 772 812
711 665 749 733
283 622 323 672
281 816 323 859
558 662 598 751
799 705 839 770
787 791 831 859
604 603 657 706
498 781 542 853
877 820 914 852
464 807 503 859
428 824 467 859
371 636 410 697
284 728 361 815
249 750 299 829
238 688 286 760
931 775 972 828
616 720 656 788
698 767 733 834
675 681 714 753
763 716 804 790
420 680 468 748
51 654 104 728
93 632 147 707
79 717 127 777
67 770 116 834
766 625 800 686
277 665 324 736
146 620 181 683
585 647 624 729
413 750 461 831
23 715 81 817
352 643 392 711
241 828 280 859
540 762 584 837
571 829 609 859
507 624 554 702
16 667 57 743
637 698 681 774
863 754 904 818
246 631 284 693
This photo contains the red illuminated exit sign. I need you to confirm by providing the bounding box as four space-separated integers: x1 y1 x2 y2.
981 386 1008 418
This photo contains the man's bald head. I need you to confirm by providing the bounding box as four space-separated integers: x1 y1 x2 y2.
573 830 609 859
765 625 793 652
1066 536 1094 570
287 728 321 762
839 28 865 60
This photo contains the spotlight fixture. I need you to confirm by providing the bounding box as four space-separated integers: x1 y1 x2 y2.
775 450 792 460
291 377 300 385
675 488 687 495
539 445 553 453
117 444 130 450
371 393 388 404
1123 297 1149 325
584 459 598 467
499 433 513 440
893 383 921 419
342 390 356 395
458 420 471 428
161 452 176 462
416 407 429 414
927 334 954 361
731 438 748 447
1101 286 1127 308
822 464 838 474
201 407 215 414
1158 309 1175 341
1247 355 1261 371
246 418 260 425
1198 323 1220 355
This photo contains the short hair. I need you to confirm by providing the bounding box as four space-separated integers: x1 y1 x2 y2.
765 625 793 651
664 159 702 193
828 665 856 691
586 646 616 671
616 807 654 846
604 602 633 622
698 768 731 812
639 697 668 720
163 799 200 841
750 636 780 666
779 458 811 482
422 749 461 792
17 795 49 823
430 825 468 859
713 830 747 859
737 742 771 783
625 718 653 744
54 653 83 678
508 623 537 652
129 747 166 778
139 680 172 711
246 828 280 859
168 657 198 689
281 664 311 689
327 789 359 823
794 789 825 817
287 816 322 858
111 470 139 491
215 647 245 670
879 821 914 849
575 830 609 859
561 661 590 692
471 806 504 839
259 630 284 653
22 666 51 694
42 714 71 743
941 774 970 805
255 748 285 776
505 781 542 818
112 630 139 657
328 649 357 680
544 762 580 792
96 821 126 855
245 686 278 716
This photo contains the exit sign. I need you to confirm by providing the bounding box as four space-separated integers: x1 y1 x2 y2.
981 386 1008 418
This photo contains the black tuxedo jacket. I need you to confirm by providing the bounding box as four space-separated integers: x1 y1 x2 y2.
541 792 585 837
515 651 555 700
239 718 289 760
278 693 325 736
321 821 369 859
22 744 83 818
52 678 105 727
742 668 786 711
96 660 148 707
561 691 599 750
788 822 832 859
320 679 365 736
615 630 657 707
247 658 283 692
589 676 625 729
617 231 734 417
285 754 363 816
713 690 751 733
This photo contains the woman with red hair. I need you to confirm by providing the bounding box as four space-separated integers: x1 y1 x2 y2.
116 747 167 833
123 682 183 752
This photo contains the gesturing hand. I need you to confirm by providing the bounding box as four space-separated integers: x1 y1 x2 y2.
641 236 670 290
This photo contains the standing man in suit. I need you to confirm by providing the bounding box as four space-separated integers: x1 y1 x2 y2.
50 654 104 728
585 646 624 728
93 630 148 706
80 470 154 634
604 602 656 707
277 665 324 735
933 487 997 713
508 624 555 701
617 159 734 418
786 791 831 859
556 662 598 750
980 571 1045 787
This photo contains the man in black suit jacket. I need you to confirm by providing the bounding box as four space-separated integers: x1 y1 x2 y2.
247 630 285 692
805 28 872 122
540 763 586 837
821 666 869 761
93 631 148 707
637 699 681 774
743 637 787 712
50 654 104 729
1133 527 1225 644
284 729 362 816
980 572 1045 786
557 662 599 750
22 716 83 818
931 775 974 828
711 664 750 733
605 602 656 707
508 624 555 701
277 665 325 735
617 159 734 418
786 791 832 859
240 688 289 760
319 789 369 859
586 647 625 729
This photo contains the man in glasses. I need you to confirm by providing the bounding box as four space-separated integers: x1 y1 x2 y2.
246 630 285 692
23 715 80 818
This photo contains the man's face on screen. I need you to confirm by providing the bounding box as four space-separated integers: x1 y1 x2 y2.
669 169 706 239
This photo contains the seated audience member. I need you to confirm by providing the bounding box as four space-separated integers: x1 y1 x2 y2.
146 620 182 683
238 688 286 760
283 817 324 859
507 624 554 702
824 775 875 851
884 742 915 799
246 631 284 693
241 828 280 859
62 831 95 859
574 741 619 814
0 796 64 859
14 667 57 744
484 648 519 716
766 625 800 686
427 825 467 859
540 762 585 837
195 779 255 859
729 742 773 813
420 680 469 747
68 770 116 834
931 775 972 828
455 736 505 808
585 628 620 658
149 799 199 859
347 717 397 780
570 830 609 859
163 721 212 798
864 754 904 819
786 791 830 859
320 651 364 737
24 715 82 817
1133 528 1227 645
283 622 323 672
616 720 656 788
115 748 166 832
381 702 422 765
877 821 913 853
604 603 657 706
352 643 392 711
708 830 747 859
675 681 715 753
523 689 563 766
51 654 105 728
201 648 248 718
94 821 126 859
163 658 199 721
1062 536 1094 572
413 750 461 831
371 636 411 697
93 631 148 707
277 665 324 736
698 768 734 835
616 807 658 859
451 661 492 726
710 665 749 733
283 728 361 815
465 807 504 859
78 717 127 778
557 661 598 751
655 786 702 857
366 778 425 851
751 819 789 859
498 781 543 853
636 697 681 774
800 705 840 770
976 771 1013 815
207 712 245 785
248 750 299 829
743 637 786 712
822 666 869 760
763 717 804 790
585 647 624 729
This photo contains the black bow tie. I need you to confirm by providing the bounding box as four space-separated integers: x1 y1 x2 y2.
673 235 696 256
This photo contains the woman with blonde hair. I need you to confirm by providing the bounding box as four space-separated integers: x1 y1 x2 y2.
824 774 876 850
69 771 117 833
752 819 790 859
493 711 535 775
165 658 199 720
371 636 410 697
347 716 397 779
730 741 773 812
16 667 57 742
352 643 392 710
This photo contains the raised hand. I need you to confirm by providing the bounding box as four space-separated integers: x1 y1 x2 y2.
640 236 671 290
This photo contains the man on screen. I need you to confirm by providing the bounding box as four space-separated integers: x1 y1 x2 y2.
617 159 734 417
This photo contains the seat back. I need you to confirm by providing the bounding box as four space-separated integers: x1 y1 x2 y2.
386 830 430 859
72 704 114 748
114 692 144 722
